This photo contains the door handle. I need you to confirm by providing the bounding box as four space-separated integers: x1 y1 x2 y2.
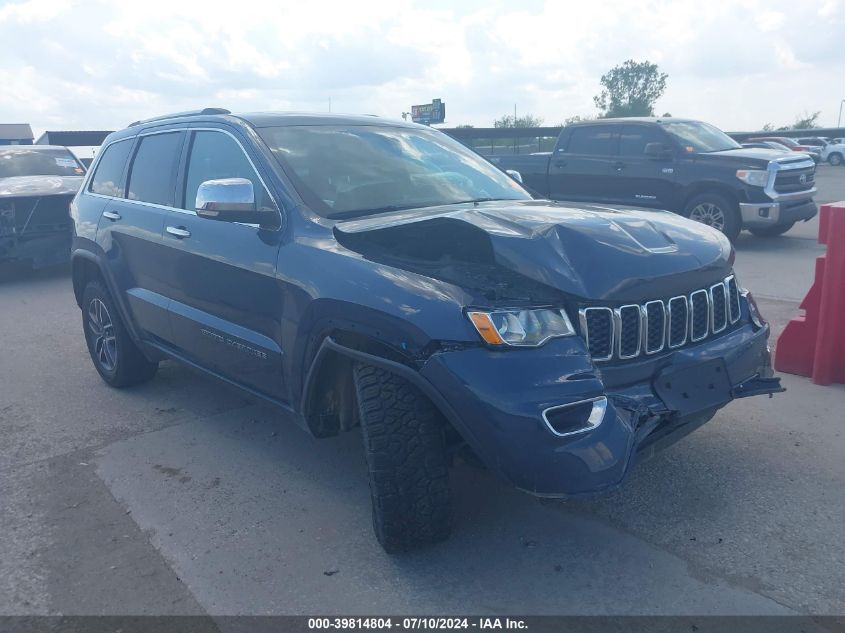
166 226 191 239
613 161 625 171
554 159 567 168
102 211 121 221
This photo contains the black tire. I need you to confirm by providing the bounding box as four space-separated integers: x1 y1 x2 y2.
829 153 843 166
352 362 451 553
81 280 158 387
748 222 795 237
683 192 742 242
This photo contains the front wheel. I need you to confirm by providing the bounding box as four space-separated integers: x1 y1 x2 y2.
749 222 795 237
829 153 843 166
683 193 742 242
353 362 451 553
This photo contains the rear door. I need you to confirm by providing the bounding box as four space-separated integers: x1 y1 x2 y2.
610 124 678 209
94 129 185 343
547 124 619 202
163 126 286 400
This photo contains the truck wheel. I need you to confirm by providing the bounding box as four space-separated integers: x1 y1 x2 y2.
683 193 741 242
748 222 794 237
829 153 843 166
82 280 158 387
352 362 451 553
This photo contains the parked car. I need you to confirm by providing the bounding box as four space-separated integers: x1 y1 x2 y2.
1 145 86 268
746 136 821 163
70 109 784 551
741 140 793 153
797 137 845 166
492 118 817 241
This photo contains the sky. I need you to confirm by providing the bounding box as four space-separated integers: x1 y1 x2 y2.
1 0 843 138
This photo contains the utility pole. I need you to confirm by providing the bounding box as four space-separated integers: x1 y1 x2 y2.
838 99 845 128
328 97 332 113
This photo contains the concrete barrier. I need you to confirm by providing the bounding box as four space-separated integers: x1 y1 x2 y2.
775 202 845 385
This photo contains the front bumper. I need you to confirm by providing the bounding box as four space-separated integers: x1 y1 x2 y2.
419 308 779 497
740 199 817 228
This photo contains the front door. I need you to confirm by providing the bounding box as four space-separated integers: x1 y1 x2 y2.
608 124 677 209
163 127 286 401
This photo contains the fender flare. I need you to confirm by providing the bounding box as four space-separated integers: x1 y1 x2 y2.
70 248 145 346
301 336 468 443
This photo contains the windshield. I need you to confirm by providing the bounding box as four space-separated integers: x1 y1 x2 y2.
0 147 85 178
258 124 531 219
660 121 741 153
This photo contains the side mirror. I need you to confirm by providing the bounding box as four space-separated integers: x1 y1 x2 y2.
195 178 276 226
644 142 672 160
505 169 523 184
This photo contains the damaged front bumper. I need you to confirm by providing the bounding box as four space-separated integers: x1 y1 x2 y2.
418 316 781 498
0 195 73 268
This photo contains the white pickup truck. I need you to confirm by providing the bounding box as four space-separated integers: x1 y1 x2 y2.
798 137 845 166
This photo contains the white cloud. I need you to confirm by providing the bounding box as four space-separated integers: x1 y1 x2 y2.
0 0 843 136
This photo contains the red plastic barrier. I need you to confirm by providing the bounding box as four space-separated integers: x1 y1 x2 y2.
775 202 845 385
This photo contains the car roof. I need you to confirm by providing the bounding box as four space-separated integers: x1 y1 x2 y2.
108 109 423 143
567 117 697 127
0 144 71 152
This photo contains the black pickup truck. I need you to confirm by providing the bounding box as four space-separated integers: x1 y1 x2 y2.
491 118 817 241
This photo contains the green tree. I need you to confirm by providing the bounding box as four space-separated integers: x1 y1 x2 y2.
791 111 821 129
493 114 544 128
561 115 594 126
593 60 668 118
761 123 775 132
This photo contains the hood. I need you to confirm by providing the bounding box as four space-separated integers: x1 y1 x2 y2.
693 147 812 169
0 175 84 198
334 200 733 302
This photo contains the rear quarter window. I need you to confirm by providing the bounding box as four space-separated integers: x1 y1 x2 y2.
89 139 133 197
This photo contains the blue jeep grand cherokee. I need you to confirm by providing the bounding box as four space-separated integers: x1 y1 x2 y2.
70 109 783 552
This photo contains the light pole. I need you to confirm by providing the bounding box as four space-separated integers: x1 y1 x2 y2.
838 99 845 128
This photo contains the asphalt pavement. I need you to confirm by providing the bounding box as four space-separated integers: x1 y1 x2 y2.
1 166 844 617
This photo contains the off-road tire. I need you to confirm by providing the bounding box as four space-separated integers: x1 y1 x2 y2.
683 192 742 242
828 152 843 166
352 362 451 553
82 280 158 387
748 222 795 237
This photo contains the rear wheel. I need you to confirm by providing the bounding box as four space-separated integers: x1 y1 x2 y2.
352 362 451 553
683 192 741 242
829 153 843 166
749 222 794 237
82 280 158 387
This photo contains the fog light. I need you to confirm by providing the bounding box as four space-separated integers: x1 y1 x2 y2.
542 397 607 437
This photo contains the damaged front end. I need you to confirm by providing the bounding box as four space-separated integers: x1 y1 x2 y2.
0 190 78 268
332 200 783 497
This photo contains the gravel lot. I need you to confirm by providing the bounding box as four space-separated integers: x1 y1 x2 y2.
1 166 844 617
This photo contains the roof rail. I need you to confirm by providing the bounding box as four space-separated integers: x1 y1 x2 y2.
128 107 231 127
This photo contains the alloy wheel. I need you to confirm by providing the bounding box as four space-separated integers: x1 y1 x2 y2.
689 202 726 232
88 298 117 372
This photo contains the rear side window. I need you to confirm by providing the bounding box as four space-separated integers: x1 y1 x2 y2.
89 139 132 197
565 126 618 155
182 130 274 211
126 132 184 206
619 125 669 156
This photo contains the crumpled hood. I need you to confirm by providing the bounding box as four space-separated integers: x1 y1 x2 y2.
0 175 84 198
334 200 733 302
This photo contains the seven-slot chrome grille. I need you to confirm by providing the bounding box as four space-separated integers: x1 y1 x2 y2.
579 275 742 362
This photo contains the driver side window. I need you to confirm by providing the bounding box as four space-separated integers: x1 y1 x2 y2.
182 130 275 212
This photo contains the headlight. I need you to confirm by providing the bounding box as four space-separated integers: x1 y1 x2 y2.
467 308 575 347
736 169 769 187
